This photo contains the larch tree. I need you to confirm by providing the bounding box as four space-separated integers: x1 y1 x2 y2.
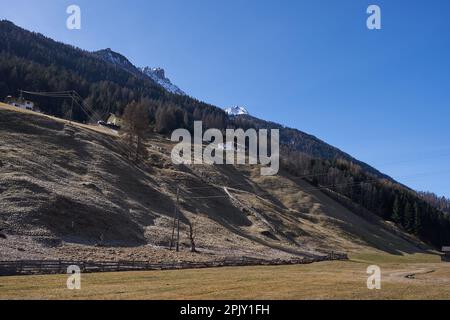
121 100 150 162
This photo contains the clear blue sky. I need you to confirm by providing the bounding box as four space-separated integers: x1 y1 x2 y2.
1 0 449 197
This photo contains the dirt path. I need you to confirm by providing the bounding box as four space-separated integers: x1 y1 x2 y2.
388 268 436 280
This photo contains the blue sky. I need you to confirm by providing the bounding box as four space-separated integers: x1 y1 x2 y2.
1 0 449 197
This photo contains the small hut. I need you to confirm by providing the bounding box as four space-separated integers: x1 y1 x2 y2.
107 114 123 127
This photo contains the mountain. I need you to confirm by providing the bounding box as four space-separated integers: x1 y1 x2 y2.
225 106 249 116
0 20 390 175
0 20 225 127
232 114 390 180
94 49 186 96
94 48 144 78
141 67 185 95
0 19 449 252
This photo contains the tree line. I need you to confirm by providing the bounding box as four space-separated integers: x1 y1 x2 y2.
282 148 450 248
418 192 450 215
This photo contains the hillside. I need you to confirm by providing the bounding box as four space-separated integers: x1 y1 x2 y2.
0 19 449 253
0 104 430 261
0 20 396 171
0 20 227 127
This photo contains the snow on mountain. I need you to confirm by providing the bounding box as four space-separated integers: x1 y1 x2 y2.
94 49 185 96
98 48 128 66
141 67 186 96
94 48 142 77
224 106 249 116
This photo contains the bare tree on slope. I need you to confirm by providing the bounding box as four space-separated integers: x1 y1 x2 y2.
121 100 150 162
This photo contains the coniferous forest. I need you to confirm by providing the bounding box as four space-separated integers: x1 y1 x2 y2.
1 20 449 249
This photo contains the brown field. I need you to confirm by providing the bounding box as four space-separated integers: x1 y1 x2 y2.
1 253 449 300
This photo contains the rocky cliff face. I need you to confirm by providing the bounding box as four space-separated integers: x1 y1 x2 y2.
141 67 186 95
225 106 249 116
94 49 186 96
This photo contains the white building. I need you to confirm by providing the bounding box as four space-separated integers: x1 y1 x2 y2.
5 96 35 111
218 141 246 152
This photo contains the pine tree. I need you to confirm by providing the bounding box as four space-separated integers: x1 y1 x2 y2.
391 195 402 224
404 201 414 232
414 202 422 236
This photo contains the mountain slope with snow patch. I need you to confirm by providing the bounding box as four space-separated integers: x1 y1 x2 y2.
141 67 185 96
225 106 249 116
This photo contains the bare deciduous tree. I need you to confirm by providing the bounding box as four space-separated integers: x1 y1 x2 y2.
186 221 198 253
121 100 150 162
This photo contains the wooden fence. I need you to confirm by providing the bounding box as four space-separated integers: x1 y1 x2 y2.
0 253 348 276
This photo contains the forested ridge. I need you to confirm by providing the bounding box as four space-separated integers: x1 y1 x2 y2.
1 20 449 248
0 20 229 131
282 150 450 248
419 192 450 215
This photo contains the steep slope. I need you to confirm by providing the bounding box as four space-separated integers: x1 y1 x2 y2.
0 20 389 177
94 48 185 95
0 20 448 248
232 114 390 180
0 105 429 261
225 106 249 116
94 48 145 79
0 20 222 123
141 67 185 95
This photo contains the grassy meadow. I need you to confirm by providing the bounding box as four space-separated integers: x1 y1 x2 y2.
1 253 449 300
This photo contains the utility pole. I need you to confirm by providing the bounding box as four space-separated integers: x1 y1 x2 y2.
176 199 181 252
170 187 179 251
70 95 74 122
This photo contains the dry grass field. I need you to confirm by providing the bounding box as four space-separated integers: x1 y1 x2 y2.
1 253 449 300
0 103 118 136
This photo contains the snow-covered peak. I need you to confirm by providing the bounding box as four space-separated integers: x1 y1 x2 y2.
99 48 127 65
141 67 185 96
94 49 185 95
225 106 249 116
94 48 140 76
